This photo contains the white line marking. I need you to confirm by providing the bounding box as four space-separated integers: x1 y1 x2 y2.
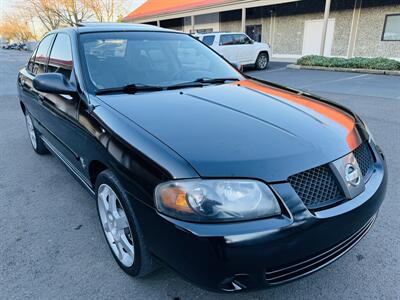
300 73 369 89
267 67 287 73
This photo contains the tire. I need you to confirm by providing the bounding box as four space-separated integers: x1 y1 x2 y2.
24 112 49 155
255 52 269 70
95 170 158 277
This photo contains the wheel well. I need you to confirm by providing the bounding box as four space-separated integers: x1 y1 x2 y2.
20 102 26 115
88 160 108 187
259 51 269 60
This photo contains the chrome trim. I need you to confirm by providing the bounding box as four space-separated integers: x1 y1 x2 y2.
330 152 365 200
265 213 377 284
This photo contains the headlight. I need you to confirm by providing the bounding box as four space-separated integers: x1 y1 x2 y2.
155 179 281 222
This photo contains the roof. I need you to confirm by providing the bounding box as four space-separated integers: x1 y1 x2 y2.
74 22 169 33
123 0 231 21
195 31 243 35
44 23 176 37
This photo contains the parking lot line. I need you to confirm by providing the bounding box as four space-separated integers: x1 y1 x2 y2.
299 73 369 89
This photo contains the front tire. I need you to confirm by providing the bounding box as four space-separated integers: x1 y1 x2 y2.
95 170 158 277
255 52 269 70
24 112 48 155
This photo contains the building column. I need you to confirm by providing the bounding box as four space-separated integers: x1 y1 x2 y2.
156 20 160 27
269 10 275 47
320 0 332 56
347 0 362 58
191 15 195 33
241 8 246 33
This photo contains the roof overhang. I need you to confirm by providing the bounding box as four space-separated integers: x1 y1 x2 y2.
123 0 301 23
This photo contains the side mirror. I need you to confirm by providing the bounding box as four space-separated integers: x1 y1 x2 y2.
33 73 76 95
231 62 244 72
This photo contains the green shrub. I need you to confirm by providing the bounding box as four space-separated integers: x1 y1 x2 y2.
297 55 400 71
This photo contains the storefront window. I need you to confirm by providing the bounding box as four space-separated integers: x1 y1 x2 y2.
382 14 400 41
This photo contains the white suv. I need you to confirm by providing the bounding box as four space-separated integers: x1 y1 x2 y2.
194 32 271 70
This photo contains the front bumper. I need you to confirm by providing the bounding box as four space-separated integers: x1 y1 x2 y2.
139 143 387 292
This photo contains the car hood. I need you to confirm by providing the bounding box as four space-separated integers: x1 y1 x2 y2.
97 80 362 182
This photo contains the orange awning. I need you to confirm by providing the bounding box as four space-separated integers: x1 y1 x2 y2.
123 0 231 21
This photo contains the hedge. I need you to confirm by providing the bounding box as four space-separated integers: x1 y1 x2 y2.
296 55 400 71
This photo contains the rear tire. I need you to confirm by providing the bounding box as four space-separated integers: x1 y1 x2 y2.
24 112 49 155
95 170 158 277
255 52 269 70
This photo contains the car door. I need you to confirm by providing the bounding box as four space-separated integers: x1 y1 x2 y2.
217 34 238 63
234 34 258 65
38 33 84 173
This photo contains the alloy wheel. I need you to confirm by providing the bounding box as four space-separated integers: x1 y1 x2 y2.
25 114 37 150
258 55 268 69
98 184 135 267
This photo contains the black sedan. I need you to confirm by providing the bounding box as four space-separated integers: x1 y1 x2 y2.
17 23 387 292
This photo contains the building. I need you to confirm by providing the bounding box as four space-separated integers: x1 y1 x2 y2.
123 0 400 61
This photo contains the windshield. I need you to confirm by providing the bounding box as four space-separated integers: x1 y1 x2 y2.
79 31 243 92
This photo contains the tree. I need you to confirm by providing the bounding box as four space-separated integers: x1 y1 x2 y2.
85 0 128 22
1 0 133 41
24 0 93 29
26 0 61 31
50 0 93 26
0 13 35 42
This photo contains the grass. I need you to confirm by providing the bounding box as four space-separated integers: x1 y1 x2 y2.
296 55 400 71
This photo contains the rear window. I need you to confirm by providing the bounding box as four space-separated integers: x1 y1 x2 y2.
202 35 215 46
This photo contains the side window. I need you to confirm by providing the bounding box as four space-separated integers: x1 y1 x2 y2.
27 47 38 73
33 34 54 75
202 35 215 46
219 34 234 46
234 34 251 45
48 34 73 80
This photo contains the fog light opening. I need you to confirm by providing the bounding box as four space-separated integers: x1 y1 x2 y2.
219 274 253 292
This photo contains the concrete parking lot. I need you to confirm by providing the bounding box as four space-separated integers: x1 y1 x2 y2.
0 49 399 300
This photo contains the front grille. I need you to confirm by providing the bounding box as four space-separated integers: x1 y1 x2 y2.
288 165 345 210
265 214 376 285
289 142 375 210
354 143 375 178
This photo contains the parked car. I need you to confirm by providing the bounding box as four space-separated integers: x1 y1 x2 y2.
17 43 27 51
17 23 387 292
195 32 271 70
2 43 15 49
2 43 26 50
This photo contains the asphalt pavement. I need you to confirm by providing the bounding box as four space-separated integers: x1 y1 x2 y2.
0 50 399 300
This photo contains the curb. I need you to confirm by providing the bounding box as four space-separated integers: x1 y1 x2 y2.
287 64 400 76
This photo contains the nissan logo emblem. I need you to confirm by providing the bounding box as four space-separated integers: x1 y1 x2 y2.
345 163 361 186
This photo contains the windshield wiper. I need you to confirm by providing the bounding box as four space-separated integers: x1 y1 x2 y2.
195 77 240 84
96 83 163 95
165 77 240 90
95 78 241 95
